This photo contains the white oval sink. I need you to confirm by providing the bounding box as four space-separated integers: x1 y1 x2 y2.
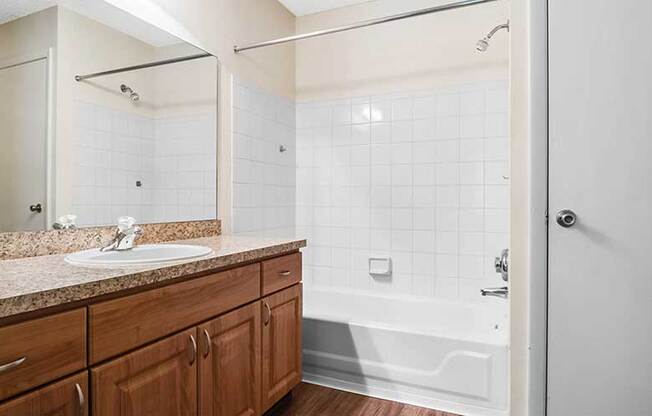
65 244 213 267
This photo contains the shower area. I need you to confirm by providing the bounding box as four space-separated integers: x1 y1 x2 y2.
232 1 510 415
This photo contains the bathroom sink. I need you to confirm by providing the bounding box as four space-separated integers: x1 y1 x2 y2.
65 244 213 267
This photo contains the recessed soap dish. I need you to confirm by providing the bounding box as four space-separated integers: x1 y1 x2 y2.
369 256 392 277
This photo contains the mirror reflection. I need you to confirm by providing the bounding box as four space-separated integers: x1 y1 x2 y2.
0 0 218 232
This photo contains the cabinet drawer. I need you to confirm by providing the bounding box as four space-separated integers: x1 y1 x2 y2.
0 309 86 401
261 253 302 295
0 371 88 416
89 263 260 364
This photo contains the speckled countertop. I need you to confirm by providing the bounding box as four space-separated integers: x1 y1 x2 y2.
0 235 306 319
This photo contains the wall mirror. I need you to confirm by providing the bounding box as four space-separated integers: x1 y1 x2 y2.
0 0 218 232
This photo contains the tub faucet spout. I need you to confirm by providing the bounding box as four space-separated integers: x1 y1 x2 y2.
480 286 508 299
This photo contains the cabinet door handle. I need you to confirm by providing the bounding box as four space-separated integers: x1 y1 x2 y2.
278 270 291 276
264 302 271 326
202 329 211 359
0 357 26 373
188 334 197 365
75 383 85 416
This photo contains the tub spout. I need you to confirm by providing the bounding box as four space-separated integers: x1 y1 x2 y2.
480 286 508 299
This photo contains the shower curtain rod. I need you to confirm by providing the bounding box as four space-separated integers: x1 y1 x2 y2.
74 53 212 81
234 0 498 53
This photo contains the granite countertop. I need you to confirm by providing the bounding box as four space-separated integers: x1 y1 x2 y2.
0 235 306 319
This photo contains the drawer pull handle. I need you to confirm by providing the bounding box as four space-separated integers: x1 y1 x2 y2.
0 357 26 373
202 329 211 358
264 302 271 326
279 270 292 276
188 334 197 365
75 383 85 416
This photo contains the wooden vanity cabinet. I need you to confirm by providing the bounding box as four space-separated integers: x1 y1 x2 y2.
0 252 302 416
0 372 88 416
261 284 302 412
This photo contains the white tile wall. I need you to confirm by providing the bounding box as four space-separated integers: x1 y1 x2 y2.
72 101 216 226
296 81 509 302
232 78 296 237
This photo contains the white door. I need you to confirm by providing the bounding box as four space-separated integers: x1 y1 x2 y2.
548 0 652 414
0 57 49 232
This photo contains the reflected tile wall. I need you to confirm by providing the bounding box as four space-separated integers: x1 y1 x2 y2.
295 81 510 302
72 100 216 226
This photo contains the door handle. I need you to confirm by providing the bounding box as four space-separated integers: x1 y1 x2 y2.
264 302 271 326
556 209 577 228
202 329 211 359
75 383 85 416
187 334 197 365
29 203 42 213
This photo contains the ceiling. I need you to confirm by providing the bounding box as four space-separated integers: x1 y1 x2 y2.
0 0 181 47
278 0 376 16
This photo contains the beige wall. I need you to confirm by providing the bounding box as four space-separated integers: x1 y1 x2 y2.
105 0 296 99
295 0 509 101
0 7 57 62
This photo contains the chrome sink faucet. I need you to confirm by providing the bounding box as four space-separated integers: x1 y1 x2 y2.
100 216 143 252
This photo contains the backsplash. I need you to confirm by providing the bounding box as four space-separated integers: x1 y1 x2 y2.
0 219 221 260
295 81 510 301
71 100 217 226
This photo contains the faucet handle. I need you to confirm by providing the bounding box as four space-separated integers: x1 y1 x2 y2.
117 216 137 232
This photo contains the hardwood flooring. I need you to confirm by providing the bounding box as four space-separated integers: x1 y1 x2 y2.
267 383 461 416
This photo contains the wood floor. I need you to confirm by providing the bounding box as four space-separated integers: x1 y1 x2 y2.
267 383 461 416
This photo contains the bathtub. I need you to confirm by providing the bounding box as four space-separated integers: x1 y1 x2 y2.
302 289 509 416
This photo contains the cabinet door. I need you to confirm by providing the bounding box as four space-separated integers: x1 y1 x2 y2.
0 371 88 416
261 284 302 412
198 303 261 416
92 329 197 416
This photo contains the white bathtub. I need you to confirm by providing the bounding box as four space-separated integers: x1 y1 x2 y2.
302 289 509 416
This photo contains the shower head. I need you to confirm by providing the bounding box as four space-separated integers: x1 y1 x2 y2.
476 20 510 52
120 84 140 102
476 38 489 52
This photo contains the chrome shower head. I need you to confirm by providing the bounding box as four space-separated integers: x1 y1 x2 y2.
476 20 509 52
120 84 140 102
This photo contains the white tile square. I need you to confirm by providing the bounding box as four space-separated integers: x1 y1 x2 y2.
412 142 436 164
351 124 371 145
391 208 413 230
414 187 436 207
460 186 485 208
392 230 414 252
391 186 413 207
413 230 436 252
435 140 459 163
371 165 391 185
390 143 413 165
413 95 436 119
460 139 484 161
392 98 413 120
460 115 485 138
459 209 484 232
461 90 486 115
413 208 435 230
436 164 459 185
413 164 436 186
371 144 391 165
413 119 436 141
391 165 413 186
371 123 392 144
486 113 509 137
436 116 459 140
435 254 458 278
436 231 458 254
391 121 413 143
436 94 460 116
413 253 435 275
